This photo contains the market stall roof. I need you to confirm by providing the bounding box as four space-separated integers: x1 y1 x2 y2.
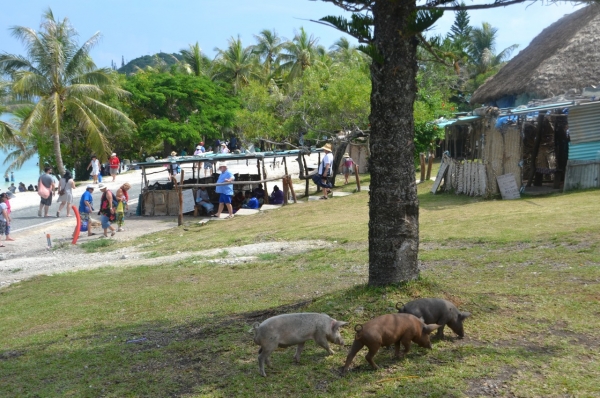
133 148 324 169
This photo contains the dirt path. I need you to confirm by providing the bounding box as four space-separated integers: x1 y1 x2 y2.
0 215 331 288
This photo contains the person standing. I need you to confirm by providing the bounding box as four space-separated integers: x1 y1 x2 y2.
0 192 14 242
115 182 130 232
342 152 355 184
312 143 334 199
194 142 205 171
98 184 116 237
0 193 10 247
3 173 8 182
109 153 120 182
87 155 100 184
37 167 55 217
212 162 235 219
10 172 14 182
56 171 76 217
79 184 95 237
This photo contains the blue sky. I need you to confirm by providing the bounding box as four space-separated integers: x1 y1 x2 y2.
0 1 586 69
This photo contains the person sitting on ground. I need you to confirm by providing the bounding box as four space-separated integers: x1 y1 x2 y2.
8 183 16 194
195 186 215 215
242 190 252 207
342 152 354 184
28 184 34 191
232 191 245 211
244 193 260 209
269 185 284 205
253 183 265 205
212 162 235 219
78 184 96 237
18 182 26 192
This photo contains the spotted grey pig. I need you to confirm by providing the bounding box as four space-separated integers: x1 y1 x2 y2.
342 313 440 373
252 313 347 377
397 298 471 339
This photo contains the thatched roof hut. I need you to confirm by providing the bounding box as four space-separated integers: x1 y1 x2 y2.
470 4 600 105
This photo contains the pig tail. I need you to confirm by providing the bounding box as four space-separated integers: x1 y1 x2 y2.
395 301 405 311
354 324 363 339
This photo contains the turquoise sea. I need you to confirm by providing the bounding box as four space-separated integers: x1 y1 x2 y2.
1 147 42 190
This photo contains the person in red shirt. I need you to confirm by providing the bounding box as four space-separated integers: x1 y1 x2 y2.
109 152 120 182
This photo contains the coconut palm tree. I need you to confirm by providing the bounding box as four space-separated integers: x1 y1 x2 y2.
251 30 285 74
278 28 325 81
180 42 211 77
468 22 518 77
0 8 134 175
212 35 256 94
0 81 19 148
329 37 366 65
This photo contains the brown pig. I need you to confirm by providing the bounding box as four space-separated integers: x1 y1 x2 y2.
342 313 440 373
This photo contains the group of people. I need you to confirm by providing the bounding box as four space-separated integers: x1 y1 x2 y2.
87 153 120 183
6 182 34 193
78 182 130 238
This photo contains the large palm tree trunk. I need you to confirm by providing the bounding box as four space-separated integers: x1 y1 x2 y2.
53 131 66 176
368 1 420 286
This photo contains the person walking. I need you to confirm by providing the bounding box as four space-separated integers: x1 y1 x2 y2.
87 155 100 184
0 193 10 247
109 153 120 182
37 167 55 217
212 162 235 219
79 184 96 237
342 152 354 184
98 184 116 237
56 171 76 217
312 143 334 199
115 182 130 232
0 192 14 242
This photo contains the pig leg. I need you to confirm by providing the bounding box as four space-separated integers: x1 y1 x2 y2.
294 343 305 363
436 324 446 339
258 342 277 377
401 336 412 355
314 333 334 355
365 343 381 370
342 339 365 373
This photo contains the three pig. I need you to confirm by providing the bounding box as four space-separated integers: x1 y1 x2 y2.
251 298 470 376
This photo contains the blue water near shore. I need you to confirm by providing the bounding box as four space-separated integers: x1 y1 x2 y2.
0 147 42 190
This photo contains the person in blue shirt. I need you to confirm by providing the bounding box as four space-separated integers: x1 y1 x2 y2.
79 184 95 236
244 194 259 209
212 162 235 219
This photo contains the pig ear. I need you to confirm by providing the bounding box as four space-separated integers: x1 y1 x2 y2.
459 311 471 320
335 321 348 329
423 324 441 334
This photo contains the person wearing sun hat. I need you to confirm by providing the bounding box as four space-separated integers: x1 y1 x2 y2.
212 162 235 219
312 142 334 199
97 183 116 237
79 184 96 237
342 152 354 184
109 152 120 182
220 142 230 154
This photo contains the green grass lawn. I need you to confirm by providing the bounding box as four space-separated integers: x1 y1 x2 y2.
1 179 599 397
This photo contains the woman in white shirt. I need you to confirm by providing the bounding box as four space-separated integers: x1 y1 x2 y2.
57 171 76 217
87 155 100 184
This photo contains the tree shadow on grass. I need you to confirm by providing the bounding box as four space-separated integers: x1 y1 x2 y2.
0 285 576 397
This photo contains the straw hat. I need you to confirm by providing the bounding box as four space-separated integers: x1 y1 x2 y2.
321 143 333 152
216 162 227 169
170 151 177 156
98 183 107 190
196 145 202 150
343 152 350 158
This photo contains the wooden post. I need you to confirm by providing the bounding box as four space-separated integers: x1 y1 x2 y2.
178 170 184 226
419 153 426 182
426 153 434 181
302 154 309 198
282 176 289 205
287 175 297 203
261 158 269 204
354 164 361 192
316 152 321 192
283 156 289 176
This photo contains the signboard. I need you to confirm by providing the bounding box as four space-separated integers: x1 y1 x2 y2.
431 161 449 194
182 189 196 213
496 173 520 200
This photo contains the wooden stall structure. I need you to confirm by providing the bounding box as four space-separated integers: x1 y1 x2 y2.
134 149 323 218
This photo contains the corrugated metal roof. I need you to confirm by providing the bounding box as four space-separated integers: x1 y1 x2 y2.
568 101 600 144
506 101 574 115
568 141 600 160
436 115 481 128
